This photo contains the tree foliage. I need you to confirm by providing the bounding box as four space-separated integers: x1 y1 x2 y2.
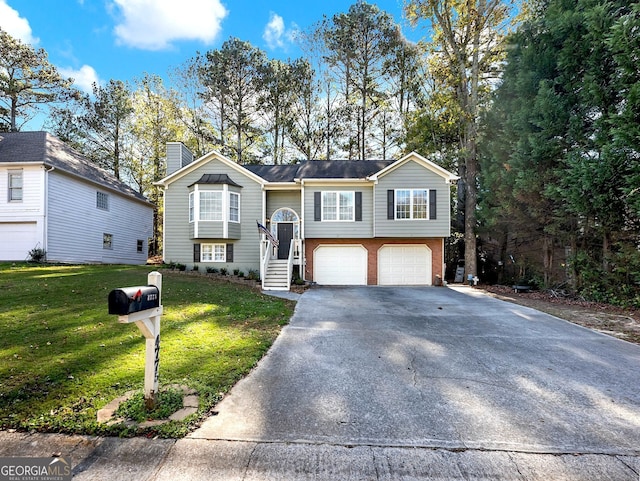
479 0 640 306
405 0 515 278
0 28 79 132
199 38 267 164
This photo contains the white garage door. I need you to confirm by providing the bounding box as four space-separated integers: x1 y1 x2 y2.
314 245 367 285
0 222 39 261
378 245 432 285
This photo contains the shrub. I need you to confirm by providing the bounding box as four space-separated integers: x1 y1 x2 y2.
233 268 240 276
27 247 46 263
220 268 228 276
245 269 260 281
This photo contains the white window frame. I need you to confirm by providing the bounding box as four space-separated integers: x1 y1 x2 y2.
199 191 223 221
96 191 109 210
395 189 429 220
8 170 23 202
229 192 240 222
189 192 194 222
322 191 354 221
201 243 226 262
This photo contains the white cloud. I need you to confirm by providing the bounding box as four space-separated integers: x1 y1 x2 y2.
111 0 227 50
59 65 101 94
263 12 298 51
0 0 39 44
263 13 285 49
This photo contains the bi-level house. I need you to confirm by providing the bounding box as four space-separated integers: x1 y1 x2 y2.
156 143 458 290
0 131 154 264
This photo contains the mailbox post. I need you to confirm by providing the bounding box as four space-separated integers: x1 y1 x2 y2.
108 271 163 409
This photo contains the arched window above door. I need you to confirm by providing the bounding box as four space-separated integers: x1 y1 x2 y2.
271 208 299 223
270 208 300 241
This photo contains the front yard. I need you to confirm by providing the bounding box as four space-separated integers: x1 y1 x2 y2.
0 263 293 438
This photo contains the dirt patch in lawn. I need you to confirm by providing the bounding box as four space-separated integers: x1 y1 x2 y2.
480 285 640 345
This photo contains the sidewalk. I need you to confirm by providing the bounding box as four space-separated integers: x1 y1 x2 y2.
1 431 639 480
3 286 640 480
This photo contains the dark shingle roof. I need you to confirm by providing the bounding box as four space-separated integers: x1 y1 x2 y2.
245 160 394 182
0 131 150 204
189 173 243 188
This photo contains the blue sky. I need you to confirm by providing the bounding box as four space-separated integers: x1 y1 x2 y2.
1 0 424 98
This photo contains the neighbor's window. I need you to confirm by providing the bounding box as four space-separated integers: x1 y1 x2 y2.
96 191 109 210
199 191 223 221
396 189 428 220
137 239 144 253
229 192 240 222
103 233 113 249
322 191 354 221
201 243 226 262
8 170 23 202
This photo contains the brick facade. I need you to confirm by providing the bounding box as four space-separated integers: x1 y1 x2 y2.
304 238 444 285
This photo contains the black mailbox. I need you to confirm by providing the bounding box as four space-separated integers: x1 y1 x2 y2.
108 285 160 315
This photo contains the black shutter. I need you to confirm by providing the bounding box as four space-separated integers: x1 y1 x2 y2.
193 243 201 262
314 192 321 221
429 190 437 220
387 190 394 220
355 192 362 221
226 243 234 263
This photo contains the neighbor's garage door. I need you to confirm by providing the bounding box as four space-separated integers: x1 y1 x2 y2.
314 245 367 285
0 222 38 261
378 245 432 285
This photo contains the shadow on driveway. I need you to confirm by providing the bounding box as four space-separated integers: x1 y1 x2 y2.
191 286 640 455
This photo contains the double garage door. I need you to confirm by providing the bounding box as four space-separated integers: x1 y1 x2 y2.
314 244 432 286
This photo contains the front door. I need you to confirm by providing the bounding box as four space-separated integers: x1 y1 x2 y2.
277 223 294 259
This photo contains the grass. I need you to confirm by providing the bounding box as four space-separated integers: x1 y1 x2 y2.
0 263 294 438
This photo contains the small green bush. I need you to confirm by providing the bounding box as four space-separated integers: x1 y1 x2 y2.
27 247 46 263
116 388 184 423
245 269 260 281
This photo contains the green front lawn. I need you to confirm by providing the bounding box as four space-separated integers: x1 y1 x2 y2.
0 263 293 437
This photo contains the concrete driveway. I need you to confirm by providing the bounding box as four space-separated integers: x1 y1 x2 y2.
191 285 640 456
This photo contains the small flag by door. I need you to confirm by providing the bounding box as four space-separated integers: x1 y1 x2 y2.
256 221 279 246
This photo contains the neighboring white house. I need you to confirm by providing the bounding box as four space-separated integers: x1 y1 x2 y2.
156 143 458 290
0 131 154 264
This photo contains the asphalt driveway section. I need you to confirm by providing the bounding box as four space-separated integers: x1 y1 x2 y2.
192 285 640 455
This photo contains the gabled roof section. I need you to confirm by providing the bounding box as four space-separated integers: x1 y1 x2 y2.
189 173 243 188
156 150 266 188
0 131 151 204
368 152 459 182
245 160 394 182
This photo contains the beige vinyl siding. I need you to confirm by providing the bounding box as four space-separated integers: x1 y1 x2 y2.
47 171 152 264
266 190 301 219
194 222 224 239
374 161 451 238
303 186 373 238
163 157 263 269
166 142 194 175
228 222 241 239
